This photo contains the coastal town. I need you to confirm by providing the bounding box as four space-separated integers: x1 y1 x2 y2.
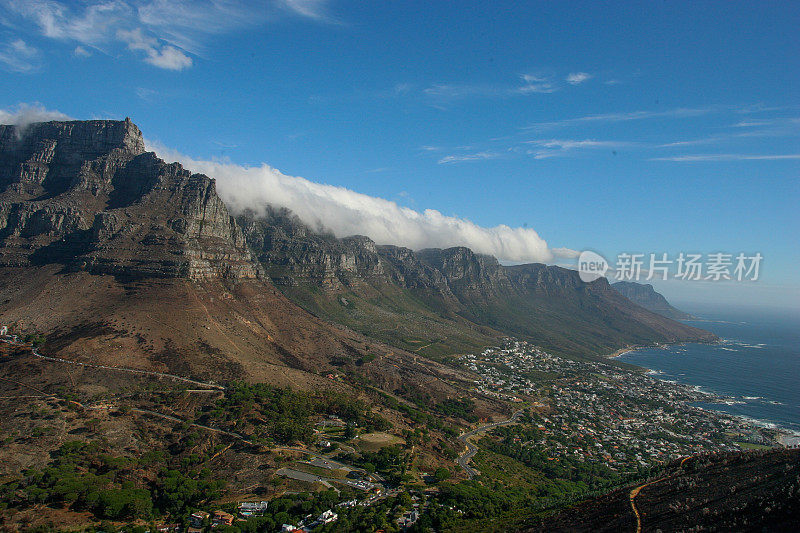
2 325 796 532
460 338 786 474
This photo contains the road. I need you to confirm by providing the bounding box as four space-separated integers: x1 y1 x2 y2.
1 338 225 391
629 456 693 533
276 467 379 492
456 409 525 479
30 346 225 390
132 408 251 441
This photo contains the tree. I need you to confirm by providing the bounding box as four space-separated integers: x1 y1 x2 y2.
433 467 450 483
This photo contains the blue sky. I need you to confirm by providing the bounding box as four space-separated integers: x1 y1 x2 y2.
1 1 798 311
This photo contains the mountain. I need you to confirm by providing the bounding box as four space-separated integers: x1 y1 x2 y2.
0 119 476 401
0 119 256 279
238 207 716 359
612 281 693 320
0 118 714 380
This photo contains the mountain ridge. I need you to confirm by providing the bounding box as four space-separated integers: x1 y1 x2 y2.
237 205 717 359
0 118 716 372
0 119 485 409
612 280 693 320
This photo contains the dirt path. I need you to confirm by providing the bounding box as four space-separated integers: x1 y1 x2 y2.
27 345 225 390
629 456 693 532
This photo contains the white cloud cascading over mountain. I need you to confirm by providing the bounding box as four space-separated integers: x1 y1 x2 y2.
149 142 564 263
0 104 568 263
0 103 71 131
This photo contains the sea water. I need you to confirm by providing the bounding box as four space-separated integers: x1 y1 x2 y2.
619 305 800 436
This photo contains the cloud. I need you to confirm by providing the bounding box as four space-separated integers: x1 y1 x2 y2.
517 74 558 94
525 107 715 130
0 103 72 131
650 154 800 162
3 0 337 70
551 247 581 259
423 84 501 99
279 0 338 23
117 27 192 70
731 117 800 128
525 138 631 158
135 87 158 100
6 0 131 44
0 38 40 73
148 140 561 263
73 45 91 57
422 74 561 102
437 151 503 164
565 72 591 85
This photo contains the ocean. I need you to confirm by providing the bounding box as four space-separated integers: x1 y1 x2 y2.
618 305 800 437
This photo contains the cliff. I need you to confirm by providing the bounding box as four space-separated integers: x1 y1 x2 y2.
0 119 256 279
0 119 474 401
238 208 717 358
612 281 693 320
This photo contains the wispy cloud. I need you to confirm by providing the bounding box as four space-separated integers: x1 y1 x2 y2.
565 72 592 85
525 138 632 159
0 38 40 73
2 0 337 70
73 45 91 57
524 107 715 130
135 87 158 101
731 117 800 128
658 117 800 147
117 27 192 70
423 83 501 99
437 151 503 164
421 72 580 103
279 0 339 24
517 74 558 94
7 0 131 44
650 154 800 162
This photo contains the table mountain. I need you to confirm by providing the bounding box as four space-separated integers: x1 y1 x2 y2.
0 118 256 279
0 119 476 402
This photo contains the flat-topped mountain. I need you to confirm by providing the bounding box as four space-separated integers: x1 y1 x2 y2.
0 119 255 279
612 281 693 320
0 118 715 379
0 120 477 402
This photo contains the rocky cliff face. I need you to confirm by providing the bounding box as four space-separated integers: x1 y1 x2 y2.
612 281 692 320
237 207 717 356
0 119 256 279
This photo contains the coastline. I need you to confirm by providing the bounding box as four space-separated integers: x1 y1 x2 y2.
607 346 636 358
619 342 800 450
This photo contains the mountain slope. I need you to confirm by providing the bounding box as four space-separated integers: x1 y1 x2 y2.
525 449 800 532
0 119 476 401
612 281 693 320
238 208 717 359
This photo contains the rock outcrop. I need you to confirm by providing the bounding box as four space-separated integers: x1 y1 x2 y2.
0 119 256 279
612 281 693 319
237 207 718 357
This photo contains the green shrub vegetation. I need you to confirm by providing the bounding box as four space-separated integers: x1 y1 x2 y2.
198 383 390 445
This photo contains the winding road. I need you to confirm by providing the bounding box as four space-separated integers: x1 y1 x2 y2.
629 455 694 533
30 346 225 390
456 408 525 479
